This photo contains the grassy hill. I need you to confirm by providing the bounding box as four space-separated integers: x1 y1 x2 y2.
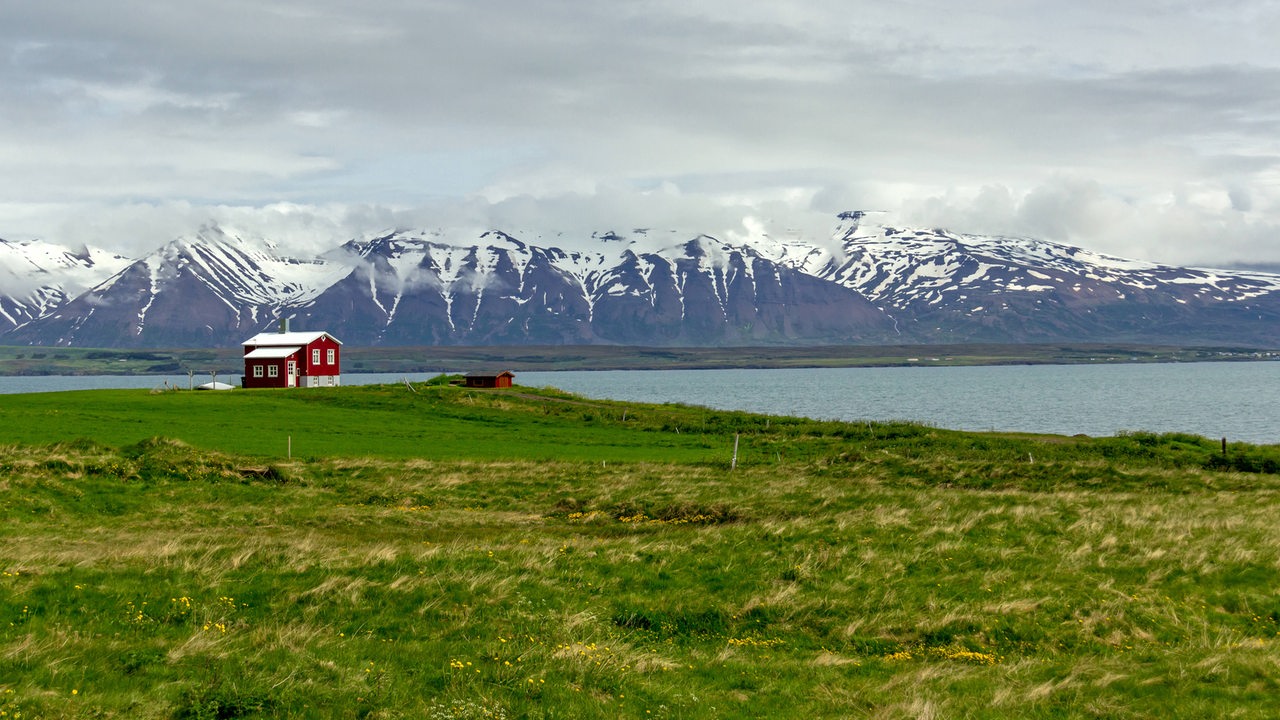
2 383 1280 718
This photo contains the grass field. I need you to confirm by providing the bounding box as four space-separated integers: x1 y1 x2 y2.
3 382 1280 718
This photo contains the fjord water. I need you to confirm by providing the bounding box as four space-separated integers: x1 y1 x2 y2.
521 362 1280 445
0 362 1276 443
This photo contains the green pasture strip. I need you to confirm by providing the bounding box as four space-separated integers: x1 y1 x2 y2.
2 434 1280 718
0 384 730 463
2 383 1276 476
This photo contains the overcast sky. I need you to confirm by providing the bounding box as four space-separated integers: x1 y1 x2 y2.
2 1 1279 266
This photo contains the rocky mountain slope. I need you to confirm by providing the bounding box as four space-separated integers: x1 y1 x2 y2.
774 212 1280 344
3 213 1278 348
0 238 129 334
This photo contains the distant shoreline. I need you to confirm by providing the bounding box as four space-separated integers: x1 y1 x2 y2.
0 342 1275 377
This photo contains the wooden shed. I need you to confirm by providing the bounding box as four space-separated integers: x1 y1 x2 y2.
464 370 515 389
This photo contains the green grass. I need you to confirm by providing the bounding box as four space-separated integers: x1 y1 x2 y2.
2 384 1280 718
0 384 727 462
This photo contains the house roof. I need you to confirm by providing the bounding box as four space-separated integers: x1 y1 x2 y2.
244 346 302 359
465 370 515 378
243 330 342 347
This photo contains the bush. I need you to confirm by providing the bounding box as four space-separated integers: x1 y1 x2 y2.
1206 452 1280 474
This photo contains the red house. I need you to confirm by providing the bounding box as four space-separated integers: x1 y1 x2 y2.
464 370 515 389
241 323 342 389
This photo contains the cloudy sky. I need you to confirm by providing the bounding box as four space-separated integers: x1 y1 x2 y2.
3 1 1279 266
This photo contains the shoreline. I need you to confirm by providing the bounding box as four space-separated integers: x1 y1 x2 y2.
0 341 1276 377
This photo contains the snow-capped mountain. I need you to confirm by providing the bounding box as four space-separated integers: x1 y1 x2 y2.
0 238 130 332
288 229 893 346
3 225 350 347
3 214 1279 348
786 211 1280 343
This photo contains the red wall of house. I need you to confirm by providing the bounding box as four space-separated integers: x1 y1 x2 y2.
465 373 514 389
301 336 341 377
242 356 295 389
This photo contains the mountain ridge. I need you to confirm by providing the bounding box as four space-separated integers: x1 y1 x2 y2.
3 214 1278 348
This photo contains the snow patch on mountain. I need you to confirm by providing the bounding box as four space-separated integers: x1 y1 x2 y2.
169 225 353 306
0 237 130 328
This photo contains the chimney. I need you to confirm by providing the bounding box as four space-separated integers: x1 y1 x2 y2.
279 318 290 334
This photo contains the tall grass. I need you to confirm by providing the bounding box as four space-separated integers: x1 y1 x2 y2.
2 385 1280 717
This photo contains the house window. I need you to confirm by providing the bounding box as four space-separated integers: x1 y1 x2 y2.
268 365 279 378
253 365 263 378
327 349 335 365
312 349 321 365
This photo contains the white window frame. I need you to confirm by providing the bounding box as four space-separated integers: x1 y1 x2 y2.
312 348 321 365
327 348 335 365
267 365 279 378
252 365 263 378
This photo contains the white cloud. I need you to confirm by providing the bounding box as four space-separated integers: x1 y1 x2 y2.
0 1 1277 267
897 175 1280 267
